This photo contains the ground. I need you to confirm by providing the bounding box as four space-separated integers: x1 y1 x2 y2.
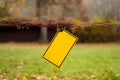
0 43 120 80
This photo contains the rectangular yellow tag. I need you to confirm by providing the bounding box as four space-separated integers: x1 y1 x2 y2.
43 30 78 67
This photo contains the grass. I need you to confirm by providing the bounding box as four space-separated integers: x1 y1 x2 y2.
0 43 120 80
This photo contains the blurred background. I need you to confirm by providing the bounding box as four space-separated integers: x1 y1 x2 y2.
0 0 120 43
0 0 120 80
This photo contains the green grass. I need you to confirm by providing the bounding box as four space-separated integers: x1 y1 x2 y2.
0 43 120 79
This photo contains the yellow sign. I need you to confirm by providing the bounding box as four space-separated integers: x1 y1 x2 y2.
43 30 78 67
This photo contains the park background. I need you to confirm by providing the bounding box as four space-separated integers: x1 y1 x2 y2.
0 0 120 80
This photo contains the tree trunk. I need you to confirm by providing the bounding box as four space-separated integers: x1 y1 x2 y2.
41 27 48 42
36 0 48 42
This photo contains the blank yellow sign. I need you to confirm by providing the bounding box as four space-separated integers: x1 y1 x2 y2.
43 30 78 67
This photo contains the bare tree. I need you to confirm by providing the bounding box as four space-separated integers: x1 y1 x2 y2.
88 0 120 20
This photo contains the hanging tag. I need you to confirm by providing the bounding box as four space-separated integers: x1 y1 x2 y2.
43 29 78 67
